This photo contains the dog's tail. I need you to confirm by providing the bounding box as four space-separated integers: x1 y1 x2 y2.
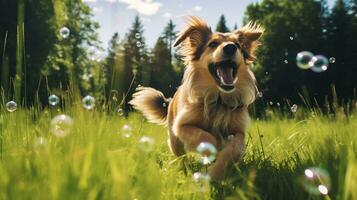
129 87 170 125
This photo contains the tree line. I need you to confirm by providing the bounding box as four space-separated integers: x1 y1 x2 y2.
1 0 356 114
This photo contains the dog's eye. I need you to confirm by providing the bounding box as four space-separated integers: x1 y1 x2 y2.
234 42 241 49
208 41 219 48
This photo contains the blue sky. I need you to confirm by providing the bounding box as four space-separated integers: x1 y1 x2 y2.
83 0 336 48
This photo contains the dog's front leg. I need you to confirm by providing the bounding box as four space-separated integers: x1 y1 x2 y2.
209 133 245 181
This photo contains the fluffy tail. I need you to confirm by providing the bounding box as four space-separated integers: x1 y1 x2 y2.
129 87 170 125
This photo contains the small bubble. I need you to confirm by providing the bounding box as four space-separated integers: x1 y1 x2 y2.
196 142 217 165
48 94 60 106
310 55 328 73
291 104 298 113
284 59 289 64
329 57 336 64
50 114 73 137
296 51 314 69
138 136 155 152
301 167 331 196
289 36 294 41
117 108 124 116
34 137 47 149
59 27 70 39
162 102 167 107
82 95 95 110
276 102 280 107
269 101 273 105
227 135 234 141
193 172 211 182
322 29 327 33
135 33 141 39
121 124 132 138
136 41 142 47
6 101 17 112
265 71 269 75
88 47 100 61
257 92 263 98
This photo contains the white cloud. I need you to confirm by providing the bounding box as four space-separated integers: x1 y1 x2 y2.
93 6 103 14
118 0 162 16
106 0 117 3
192 5 202 12
162 12 172 18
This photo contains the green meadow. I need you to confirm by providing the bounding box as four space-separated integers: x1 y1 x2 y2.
0 103 356 200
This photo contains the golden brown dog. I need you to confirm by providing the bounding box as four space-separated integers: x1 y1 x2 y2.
130 16 263 181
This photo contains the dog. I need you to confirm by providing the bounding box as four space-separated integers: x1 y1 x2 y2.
130 16 263 181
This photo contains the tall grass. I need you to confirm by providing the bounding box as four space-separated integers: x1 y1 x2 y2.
0 102 356 200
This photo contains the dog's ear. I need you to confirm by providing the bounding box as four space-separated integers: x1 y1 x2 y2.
174 16 212 60
235 22 264 63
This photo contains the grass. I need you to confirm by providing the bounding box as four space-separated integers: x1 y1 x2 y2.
0 103 356 200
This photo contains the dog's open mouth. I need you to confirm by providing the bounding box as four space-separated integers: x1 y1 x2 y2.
208 60 238 93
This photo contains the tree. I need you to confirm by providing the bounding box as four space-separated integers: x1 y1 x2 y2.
216 14 230 32
122 16 149 113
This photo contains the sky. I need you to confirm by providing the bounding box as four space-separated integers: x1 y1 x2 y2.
83 0 337 49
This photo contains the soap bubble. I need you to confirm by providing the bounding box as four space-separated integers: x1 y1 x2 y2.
82 95 95 110
138 136 155 152
121 124 132 138
291 104 298 113
310 55 328 73
135 33 141 39
296 51 314 69
196 142 217 165
257 92 263 98
6 101 17 112
329 57 336 64
136 41 142 47
48 94 59 106
117 108 124 116
50 114 73 137
284 59 289 64
289 36 294 41
269 101 273 106
59 27 70 39
301 167 331 196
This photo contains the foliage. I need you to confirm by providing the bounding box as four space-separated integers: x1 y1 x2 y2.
216 14 230 33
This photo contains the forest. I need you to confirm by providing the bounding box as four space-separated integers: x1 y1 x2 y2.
1 0 356 115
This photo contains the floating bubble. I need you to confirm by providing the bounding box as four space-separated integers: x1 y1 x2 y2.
59 27 70 39
88 46 101 61
310 55 328 73
289 36 294 41
117 108 124 116
50 114 73 137
257 92 263 98
296 51 314 69
265 71 269 75
121 124 132 138
227 135 234 141
329 57 336 64
284 59 289 64
135 33 141 39
162 102 167 107
196 142 217 165
138 136 155 152
82 95 95 110
276 102 281 107
301 167 331 196
34 137 47 149
193 172 211 182
48 94 60 106
322 29 327 33
136 41 142 47
6 101 17 112
291 104 298 113
269 101 273 106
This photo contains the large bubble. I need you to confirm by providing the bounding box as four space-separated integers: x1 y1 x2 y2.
296 51 314 69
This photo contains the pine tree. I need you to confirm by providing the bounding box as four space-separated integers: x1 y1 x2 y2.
162 20 177 60
215 14 230 33
122 15 149 112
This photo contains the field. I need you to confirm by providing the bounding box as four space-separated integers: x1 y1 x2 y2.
0 102 356 200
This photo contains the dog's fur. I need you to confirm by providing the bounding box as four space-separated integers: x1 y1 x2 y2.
130 16 263 181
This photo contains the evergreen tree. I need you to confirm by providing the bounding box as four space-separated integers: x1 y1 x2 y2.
215 14 230 32
122 16 149 112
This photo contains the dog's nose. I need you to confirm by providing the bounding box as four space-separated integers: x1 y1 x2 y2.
223 43 237 56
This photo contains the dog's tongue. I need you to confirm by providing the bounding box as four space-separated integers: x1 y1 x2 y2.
216 67 234 85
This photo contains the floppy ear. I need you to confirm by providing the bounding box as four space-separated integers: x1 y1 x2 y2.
174 16 212 60
235 21 264 63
